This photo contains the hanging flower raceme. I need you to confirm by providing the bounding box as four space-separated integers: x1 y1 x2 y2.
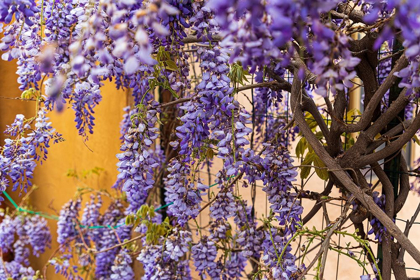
261 143 303 235
137 228 192 280
54 194 133 280
110 250 135 280
0 210 51 279
115 105 163 213
0 109 62 196
191 236 218 277
0 0 38 26
262 227 299 280
367 191 390 242
164 160 208 225
57 198 82 247
2 0 416 279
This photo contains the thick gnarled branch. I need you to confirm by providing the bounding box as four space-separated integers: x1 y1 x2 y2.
290 76 420 265
338 55 408 134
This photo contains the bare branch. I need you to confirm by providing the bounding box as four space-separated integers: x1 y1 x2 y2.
182 34 223 44
159 97 192 108
371 163 395 219
398 203 420 263
395 155 410 214
297 202 350 280
0 96 37 102
365 88 409 139
265 68 293 91
372 163 394 280
290 76 420 265
237 81 291 92
328 90 347 156
336 3 366 24
365 120 412 154
302 181 334 225
358 114 420 167
391 242 408 280
284 67 330 143
339 55 408 133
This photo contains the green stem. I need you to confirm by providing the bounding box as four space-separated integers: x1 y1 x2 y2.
328 247 370 274
334 231 382 280
300 236 316 266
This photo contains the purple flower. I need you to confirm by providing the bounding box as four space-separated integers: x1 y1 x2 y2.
57 199 81 247
110 250 134 280
164 229 192 261
262 228 298 280
0 260 39 280
0 0 38 26
0 214 16 252
137 228 192 280
115 107 163 213
165 160 207 225
191 236 218 276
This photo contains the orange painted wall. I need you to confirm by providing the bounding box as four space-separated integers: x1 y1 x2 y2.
0 59 129 278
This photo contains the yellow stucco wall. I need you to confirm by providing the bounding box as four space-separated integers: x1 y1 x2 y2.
0 59 129 277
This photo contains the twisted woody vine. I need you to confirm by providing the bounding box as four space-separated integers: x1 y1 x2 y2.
1 0 420 279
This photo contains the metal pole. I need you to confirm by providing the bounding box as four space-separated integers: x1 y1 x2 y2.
378 37 404 273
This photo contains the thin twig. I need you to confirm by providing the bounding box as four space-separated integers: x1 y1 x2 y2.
237 81 286 92
0 96 37 102
182 34 222 44
297 202 351 279
159 97 192 108
95 234 145 254
398 203 420 263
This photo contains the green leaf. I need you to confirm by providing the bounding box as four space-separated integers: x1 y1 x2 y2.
149 206 155 218
296 137 307 158
21 88 37 100
313 155 329 180
125 214 134 225
228 62 249 86
304 112 318 131
140 205 149 218
164 60 179 71
414 134 420 146
346 108 361 123
206 147 214 159
301 152 316 179
315 131 324 141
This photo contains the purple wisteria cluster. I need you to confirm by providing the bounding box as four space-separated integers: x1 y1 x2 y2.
0 0 185 138
0 0 38 26
114 105 163 213
164 160 209 225
137 228 192 279
0 260 41 280
0 210 51 279
110 250 135 280
57 198 82 247
234 202 264 259
0 109 62 197
2 0 420 279
191 236 218 277
54 194 133 280
367 191 389 242
386 0 420 98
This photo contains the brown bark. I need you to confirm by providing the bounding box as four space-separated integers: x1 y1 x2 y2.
302 180 334 225
372 163 395 280
338 55 408 134
290 76 420 265
395 155 410 214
